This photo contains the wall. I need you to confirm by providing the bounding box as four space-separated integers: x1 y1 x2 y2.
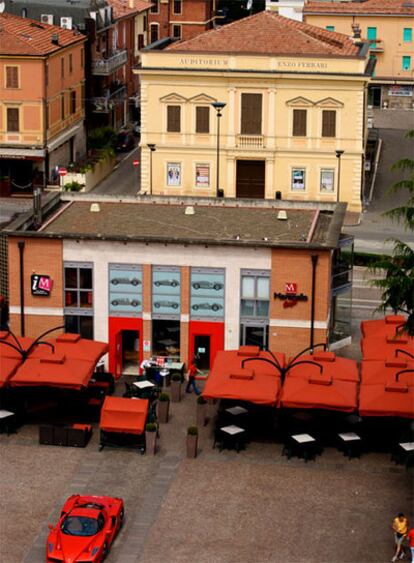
61 156 116 191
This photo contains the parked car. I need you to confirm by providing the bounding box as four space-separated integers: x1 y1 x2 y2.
115 131 135 152
192 281 224 291
154 279 179 287
192 302 223 311
46 494 124 563
111 277 141 286
111 298 140 307
154 300 179 309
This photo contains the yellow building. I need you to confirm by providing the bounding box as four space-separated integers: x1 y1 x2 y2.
303 0 414 109
136 11 372 212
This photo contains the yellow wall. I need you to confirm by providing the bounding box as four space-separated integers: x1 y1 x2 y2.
136 51 370 212
305 14 414 81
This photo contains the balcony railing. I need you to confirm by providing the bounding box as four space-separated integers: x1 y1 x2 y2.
92 85 127 113
92 50 128 75
369 38 384 53
236 135 265 148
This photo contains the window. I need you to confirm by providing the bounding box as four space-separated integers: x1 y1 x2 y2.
240 93 262 135
143 15 147 32
172 24 181 39
61 94 65 120
71 91 76 114
64 315 93 339
69 53 73 73
152 320 180 357
150 23 159 43
240 271 270 319
45 64 48 87
150 0 159 13
322 110 336 137
173 0 182 14
195 163 210 187
21 7 27 17
326 25 335 32
109 264 142 316
5 66 19 88
138 33 145 50
7 108 19 132
196 106 209 133
320 169 335 193
367 27 377 49
64 264 93 309
403 28 412 42
292 109 307 136
61 57 64 78
167 105 181 132
190 268 225 319
402 56 411 71
81 47 84 68
291 168 305 191
152 266 181 318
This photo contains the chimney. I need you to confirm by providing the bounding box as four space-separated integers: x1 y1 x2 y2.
351 23 362 43
128 0 135 7
51 33 59 45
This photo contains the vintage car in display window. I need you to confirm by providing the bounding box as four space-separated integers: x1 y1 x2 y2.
110 277 141 286
154 300 179 309
111 298 141 307
192 281 224 291
191 302 223 311
153 279 179 287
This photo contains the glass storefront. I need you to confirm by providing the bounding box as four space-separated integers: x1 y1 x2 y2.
109 264 142 316
152 319 180 357
240 269 270 349
190 268 225 320
152 266 181 318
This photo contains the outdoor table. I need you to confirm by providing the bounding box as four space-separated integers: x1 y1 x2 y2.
222 405 249 429
133 380 155 389
0 409 16 434
283 433 320 462
337 432 362 459
218 424 247 453
391 442 414 468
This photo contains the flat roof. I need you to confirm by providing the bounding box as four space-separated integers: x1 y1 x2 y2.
11 196 347 250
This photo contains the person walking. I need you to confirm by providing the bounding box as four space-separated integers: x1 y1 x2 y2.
392 513 409 561
407 528 414 562
185 359 201 395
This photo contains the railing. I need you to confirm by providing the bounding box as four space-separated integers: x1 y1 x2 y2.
92 50 128 75
236 135 265 148
332 263 352 292
369 38 384 53
92 86 127 113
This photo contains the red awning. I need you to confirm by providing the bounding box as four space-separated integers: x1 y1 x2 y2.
361 315 407 338
100 396 149 434
359 383 414 418
361 359 414 386
361 335 414 361
287 351 359 382
202 348 285 406
9 355 95 390
0 356 21 388
29 333 108 364
280 376 358 413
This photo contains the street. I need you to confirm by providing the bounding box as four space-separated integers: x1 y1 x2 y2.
91 146 141 196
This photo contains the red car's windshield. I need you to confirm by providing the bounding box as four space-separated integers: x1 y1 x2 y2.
61 516 101 536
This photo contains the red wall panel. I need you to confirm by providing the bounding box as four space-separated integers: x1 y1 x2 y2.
188 321 224 370
108 317 143 379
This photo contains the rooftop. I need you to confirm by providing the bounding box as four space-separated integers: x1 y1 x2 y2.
304 0 414 16
108 0 152 19
0 12 85 56
9 195 347 250
165 10 363 57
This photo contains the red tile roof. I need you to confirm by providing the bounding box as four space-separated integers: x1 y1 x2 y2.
304 0 414 16
0 12 85 56
108 0 152 20
166 11 362 57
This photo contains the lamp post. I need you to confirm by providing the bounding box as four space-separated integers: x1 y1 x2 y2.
147 143 156 195
335 149 344 203
211 101 226 197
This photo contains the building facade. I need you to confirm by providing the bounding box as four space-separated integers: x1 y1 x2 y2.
6 195 353 376
0 13 86 195
137 11 372 213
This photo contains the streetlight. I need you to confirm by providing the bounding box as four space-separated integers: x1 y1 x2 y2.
147 143 156 195
211 101 226 197
335 149 344 203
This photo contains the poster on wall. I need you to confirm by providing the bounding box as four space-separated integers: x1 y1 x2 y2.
152 268 181 316
320 169 334 192
196 164 210 187
388 86 413 97
109 265 142 315
292 169 305 190
167 163 181 186
190 269 225 319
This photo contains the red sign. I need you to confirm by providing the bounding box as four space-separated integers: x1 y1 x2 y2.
285 282 297 294
156 357 165 367
133 159 140 167
58 167 67 176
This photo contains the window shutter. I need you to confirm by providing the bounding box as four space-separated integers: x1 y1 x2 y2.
167 105 181 132
6 67 18 88
322 110 336 137
292 109 307 136
196 106 209 133
7 108 19 132
71 91 77 114
241 93 262 135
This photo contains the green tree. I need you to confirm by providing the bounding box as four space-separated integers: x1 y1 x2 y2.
370 130 414 335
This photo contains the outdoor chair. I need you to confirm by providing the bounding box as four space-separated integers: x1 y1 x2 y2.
123 382 135 398
282 433 321 462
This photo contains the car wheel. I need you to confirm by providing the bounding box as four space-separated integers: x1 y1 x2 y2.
171 281 178 287
131 301 139 307
213 284 221 290
154 281 160 286
102 541 109 560
119 508 125 529
112 301 118 306
212 304 219 311
154 303 160 308
112 280 118 285
172 303 178 309
131 279 139 286
192 305 198 310
193 283 200 289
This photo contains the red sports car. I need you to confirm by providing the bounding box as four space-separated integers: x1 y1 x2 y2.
46 494 124 563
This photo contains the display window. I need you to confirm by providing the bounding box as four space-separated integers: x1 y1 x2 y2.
190 268 225 319
109 264 142 316
152 319 180 357
152 267 181 318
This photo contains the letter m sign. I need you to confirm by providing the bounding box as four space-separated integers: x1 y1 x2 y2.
285 282 297 294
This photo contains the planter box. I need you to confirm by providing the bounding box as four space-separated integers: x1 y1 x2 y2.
186 434 198 458
61 156 116 192
157 400 170 423
170 380 181 403
145 431 157 455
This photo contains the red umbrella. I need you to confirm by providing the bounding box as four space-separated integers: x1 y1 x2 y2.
361 359 414 386
0 356 21 388
287 351 359 382
361 315 407 338
100 397 149 435
361 335 414 361
0 331 35 359
359 382 414 419
29 333 108 364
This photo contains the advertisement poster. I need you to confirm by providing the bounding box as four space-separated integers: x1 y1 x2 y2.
320 169 334 192
167 163 181 186
292 169 305 190
196 164 210 187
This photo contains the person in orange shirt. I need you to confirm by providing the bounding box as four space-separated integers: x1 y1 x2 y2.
392 513 409 561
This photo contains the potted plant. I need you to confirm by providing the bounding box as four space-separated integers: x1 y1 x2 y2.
145 422 157 455
157 392 170 423
170 372 182 403
196 395 207 427
186 425 198 459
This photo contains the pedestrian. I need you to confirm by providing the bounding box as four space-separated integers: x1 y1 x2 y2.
407 528 414 562
392 512 409 561
185 358 201 395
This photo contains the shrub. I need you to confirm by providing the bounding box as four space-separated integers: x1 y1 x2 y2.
87 126 117 151
187 425 198 436
145 422 157 432
63 181 84 192
159 392 170 402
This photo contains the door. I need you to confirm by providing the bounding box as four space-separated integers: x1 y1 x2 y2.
241 324 268 350
369 86 381 108
236 160 265 198
122 330 140 375
194 335 211 370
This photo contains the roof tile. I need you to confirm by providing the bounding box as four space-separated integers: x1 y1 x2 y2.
304 0 414 16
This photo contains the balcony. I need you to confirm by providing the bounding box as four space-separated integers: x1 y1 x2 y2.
92 85 127 113
368 39 384 53
236 135 265 149
92 50 128 76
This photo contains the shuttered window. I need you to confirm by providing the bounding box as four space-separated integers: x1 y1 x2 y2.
7 108 19 132
61 94 65 120
167 105 181 132
322 110 336 137
292 109 307 136
71 91 76 114
240 93 262 135
196 106 209 133
6 66 19 88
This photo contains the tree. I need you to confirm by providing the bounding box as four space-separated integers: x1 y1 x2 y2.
370 130 414 335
